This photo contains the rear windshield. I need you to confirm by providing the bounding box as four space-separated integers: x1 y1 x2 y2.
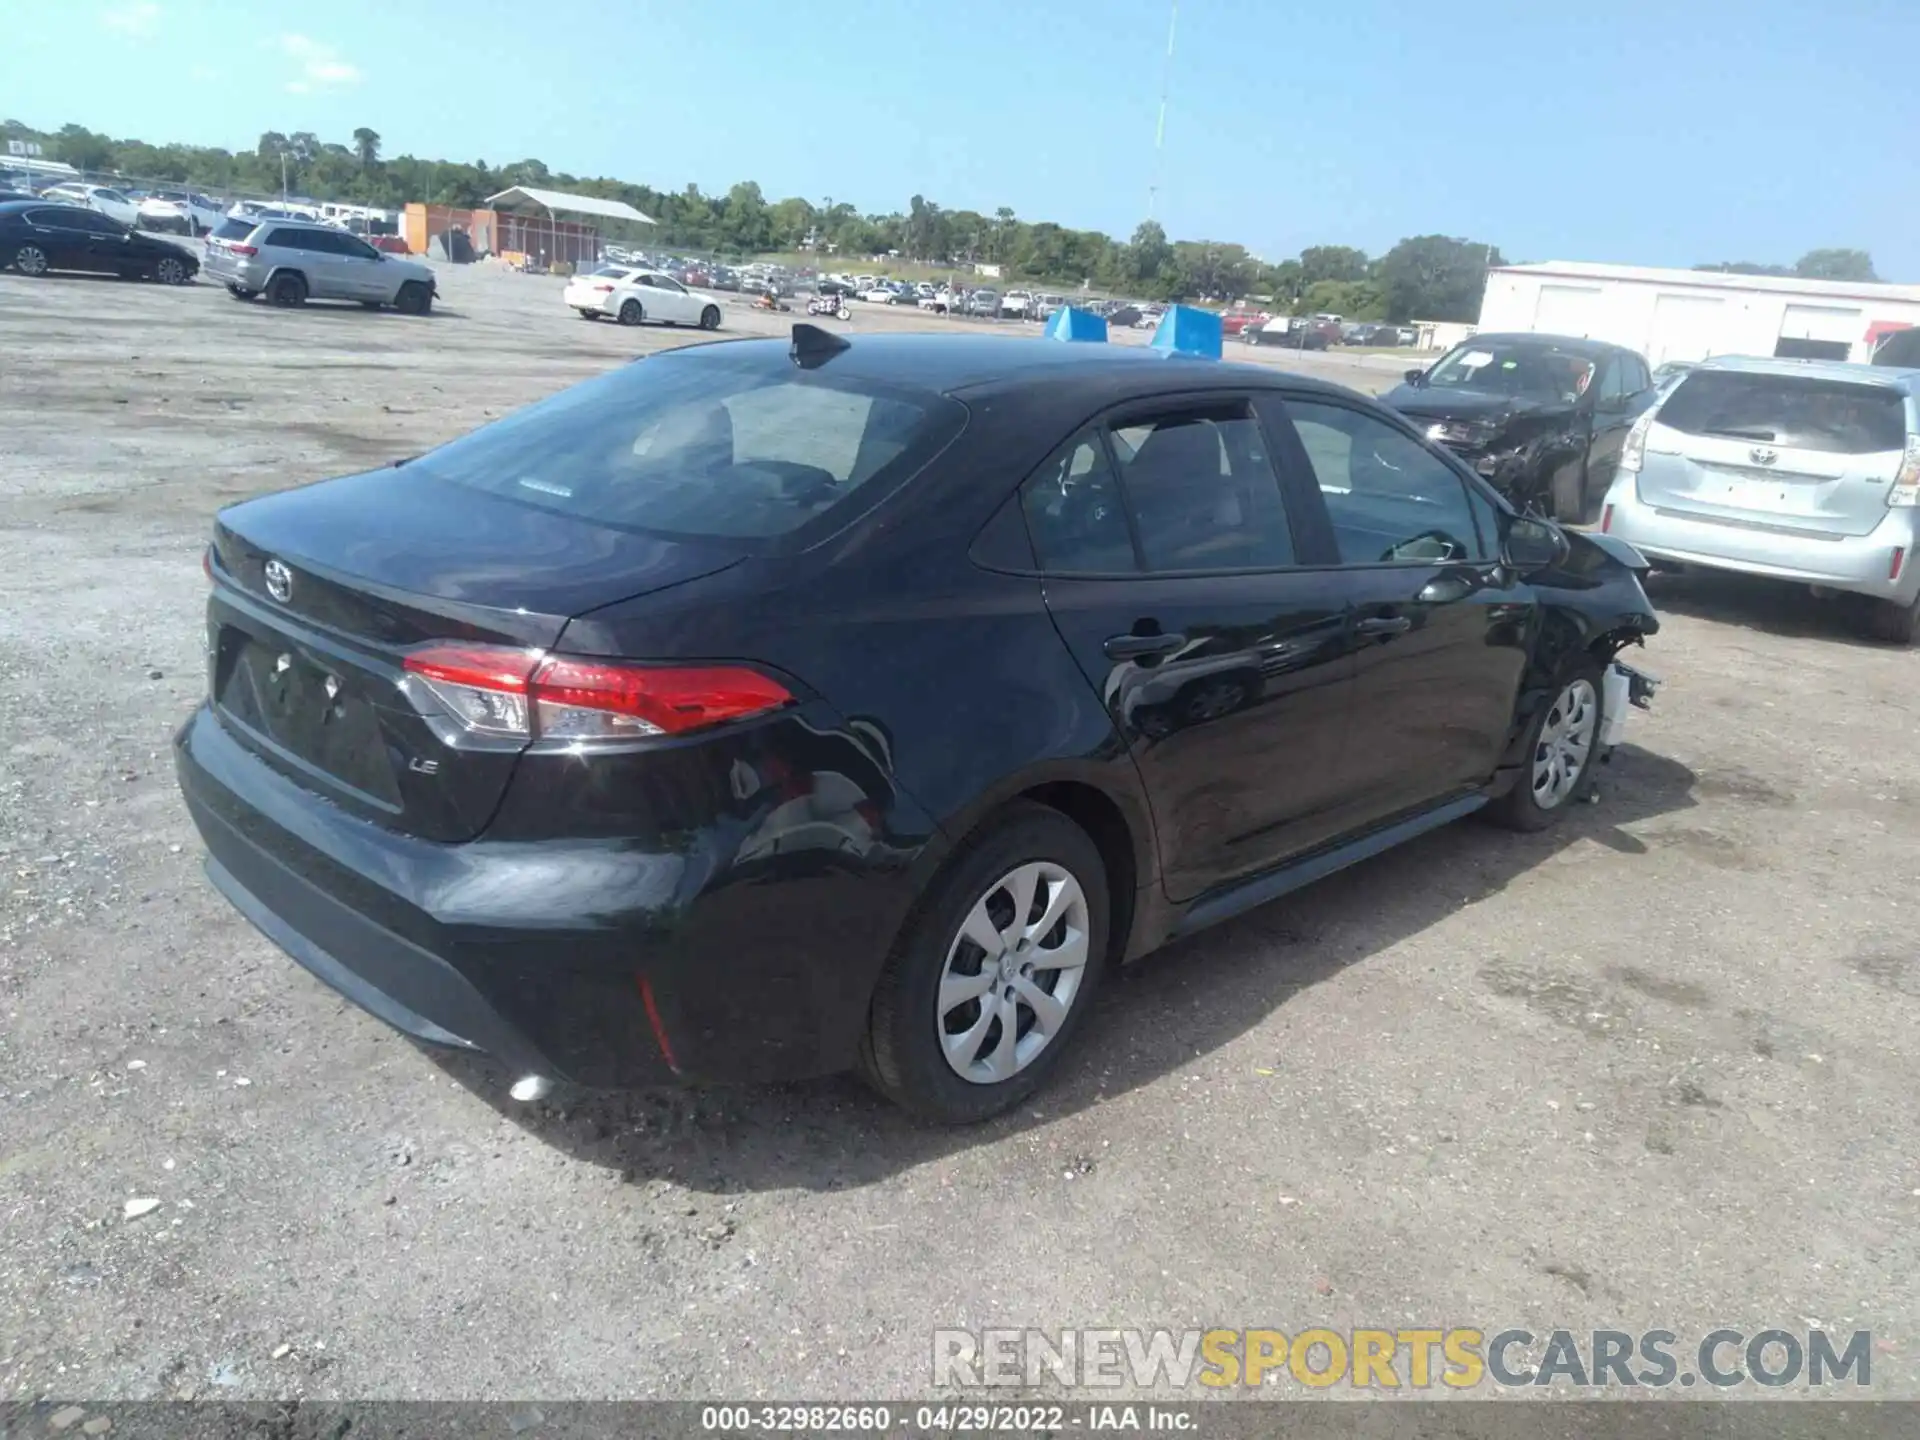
411 349 967 546
1658 371 1908 454
212 218 254 240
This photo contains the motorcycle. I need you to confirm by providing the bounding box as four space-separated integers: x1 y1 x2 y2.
808 292 852 322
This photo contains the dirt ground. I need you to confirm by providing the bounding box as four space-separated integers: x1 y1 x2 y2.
2 260 1917 1404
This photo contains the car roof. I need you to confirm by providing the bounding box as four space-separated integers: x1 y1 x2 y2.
668 332 1357 401
1691 354 1920 392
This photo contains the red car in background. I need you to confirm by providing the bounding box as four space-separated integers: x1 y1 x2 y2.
1219 311 1271 337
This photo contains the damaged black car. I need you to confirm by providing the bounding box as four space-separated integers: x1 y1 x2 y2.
1383 334 1658 523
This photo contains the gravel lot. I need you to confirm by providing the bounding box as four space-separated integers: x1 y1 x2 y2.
3 260 1918 1404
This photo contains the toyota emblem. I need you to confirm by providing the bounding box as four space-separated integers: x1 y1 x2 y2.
263 559 293 603
1749 446 1779 467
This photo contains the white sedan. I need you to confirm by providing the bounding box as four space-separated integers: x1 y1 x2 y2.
137 190 222 236
861 285 897 304
566 266 722 329
41 183 140 227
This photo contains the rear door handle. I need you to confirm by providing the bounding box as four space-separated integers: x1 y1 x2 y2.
1354 616 1412 636
1104 631 1187 661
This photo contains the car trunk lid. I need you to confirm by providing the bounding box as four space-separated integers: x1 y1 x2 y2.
1636 370 1913 539
206 468 744 842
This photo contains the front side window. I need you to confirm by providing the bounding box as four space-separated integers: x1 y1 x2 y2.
1287 400 1490 565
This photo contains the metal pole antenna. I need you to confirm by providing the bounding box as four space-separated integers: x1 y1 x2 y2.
1147 0 1178 220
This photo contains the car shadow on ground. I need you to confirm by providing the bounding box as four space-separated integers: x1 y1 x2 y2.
1647 568 1893 648
424 744 1699 1194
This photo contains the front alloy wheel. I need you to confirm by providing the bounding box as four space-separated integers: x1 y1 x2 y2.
1531 677 1597 810
155 256 188 285
937 862 1091 1085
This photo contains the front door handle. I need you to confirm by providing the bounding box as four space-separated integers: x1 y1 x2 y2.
1104 631 1187 661
1354 616 1412 637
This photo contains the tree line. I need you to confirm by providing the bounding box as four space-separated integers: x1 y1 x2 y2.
2 119 1883 318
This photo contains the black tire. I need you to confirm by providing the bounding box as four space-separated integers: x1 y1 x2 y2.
267 272 307 307
576 309 599 321
227 284 256 301
700 304 721 330
617 298 644 326
153 255 190 286
1547 459 1586 524
12 243 50 277
1485 656 1607 832
861 802 1110 1123
394 281 432 315
1863 594 1920 645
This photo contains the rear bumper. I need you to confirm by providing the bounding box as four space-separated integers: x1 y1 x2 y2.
1602 480 1920 603
175 703 925 1088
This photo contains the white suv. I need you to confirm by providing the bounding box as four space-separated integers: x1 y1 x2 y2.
1600 357 1920 641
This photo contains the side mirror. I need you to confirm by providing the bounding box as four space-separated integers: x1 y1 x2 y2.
1403 368 1426 386
1504 515 1571 578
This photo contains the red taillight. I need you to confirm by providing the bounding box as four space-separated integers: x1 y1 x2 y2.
401 643 792 741
592 283 614 292
1891 547 1905 583
1600 504 1614 533
229 244 257 257
202 547 213 582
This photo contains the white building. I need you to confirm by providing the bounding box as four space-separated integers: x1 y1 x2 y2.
1478 261 1920 367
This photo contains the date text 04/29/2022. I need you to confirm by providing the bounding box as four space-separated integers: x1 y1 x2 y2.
698 1404 1194 1432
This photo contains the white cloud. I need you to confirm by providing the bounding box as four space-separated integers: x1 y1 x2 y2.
278 33 361 90
101 2 161 36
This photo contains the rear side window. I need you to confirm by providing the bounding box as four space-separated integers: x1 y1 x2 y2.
411 352 965 547
1658 372 1907 454
1019 404 1296 574
263 228 311 249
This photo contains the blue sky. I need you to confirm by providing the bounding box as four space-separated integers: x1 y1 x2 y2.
6 0 1918 276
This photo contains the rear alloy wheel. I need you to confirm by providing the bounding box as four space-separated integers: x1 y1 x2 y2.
1487 659 1605 831
154 255 189 286
394 281 432 316
700 304 721 330
12 244 50 277
268 272 307 307
861 802 1108 1122
1863 593 1920 645
618 298 644 326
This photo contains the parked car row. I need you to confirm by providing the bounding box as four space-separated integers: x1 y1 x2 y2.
1386 331 1920 643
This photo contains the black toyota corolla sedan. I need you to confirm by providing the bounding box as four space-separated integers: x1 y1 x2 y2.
176 328 1659 1122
